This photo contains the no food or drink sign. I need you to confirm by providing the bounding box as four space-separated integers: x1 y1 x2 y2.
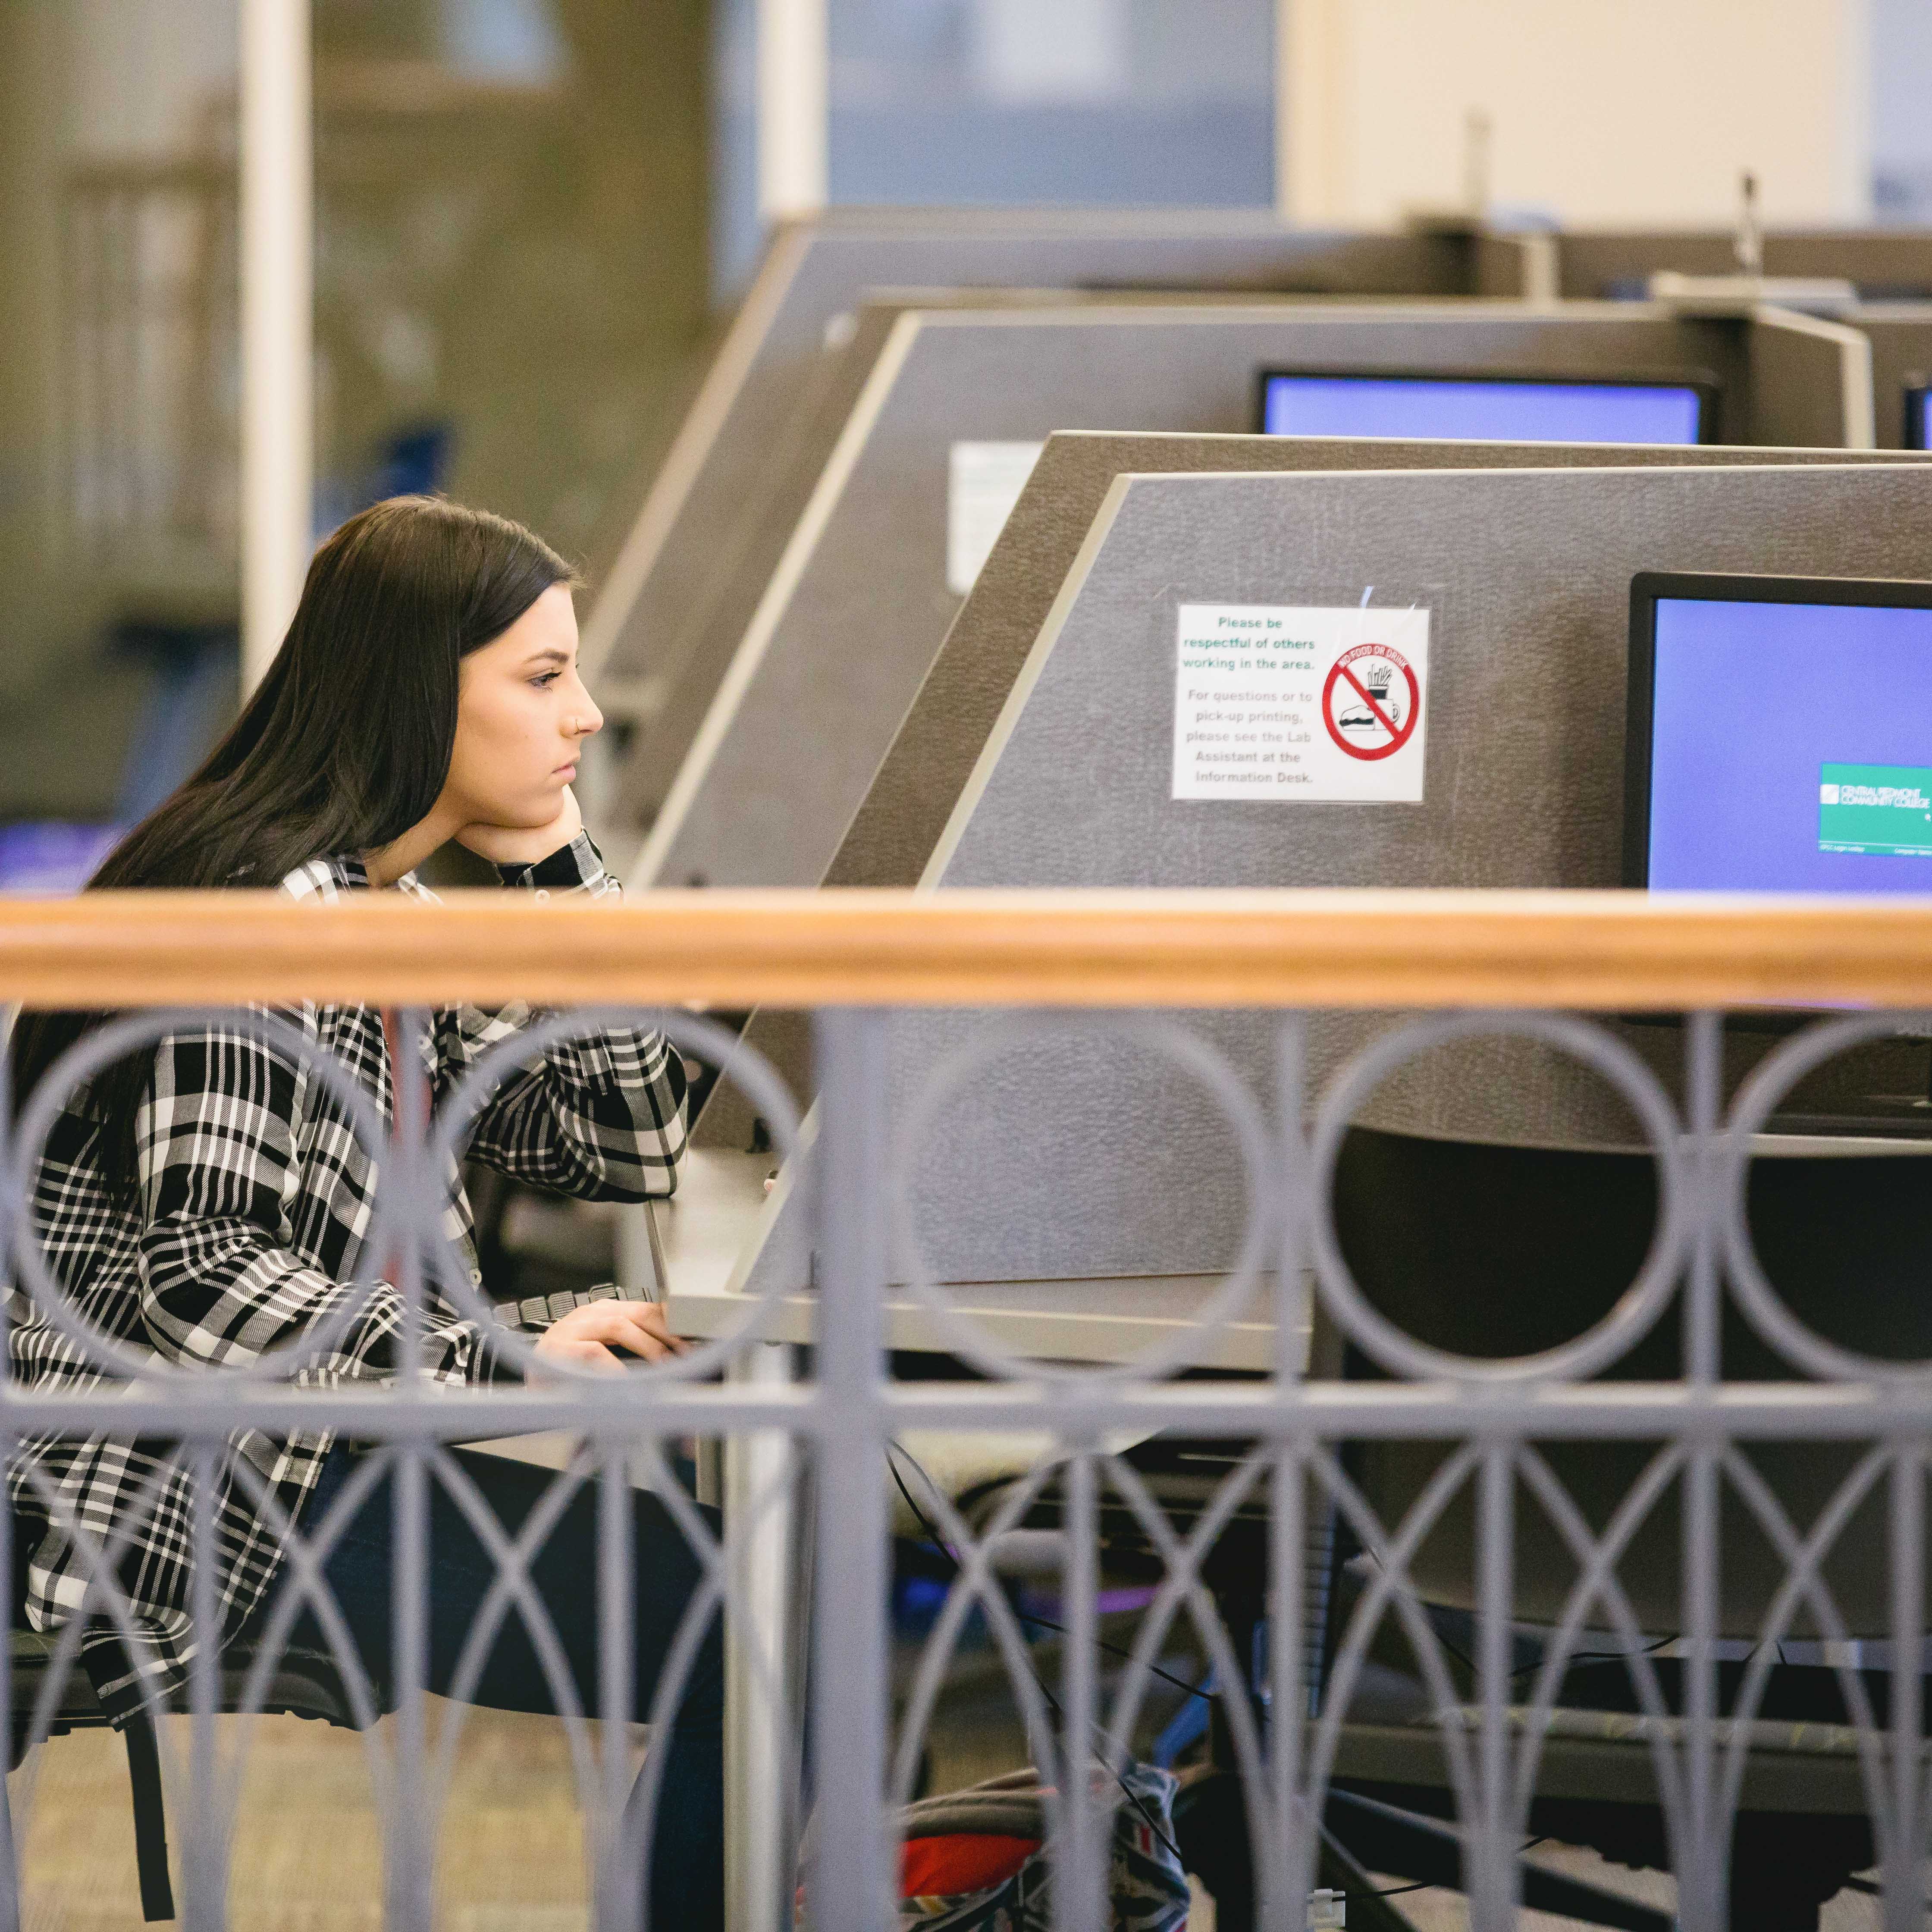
1322 642 1420 761
1173 603 1430 802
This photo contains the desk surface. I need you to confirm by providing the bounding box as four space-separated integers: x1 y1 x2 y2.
645 1128 1932 1377
647 1148 1286 1372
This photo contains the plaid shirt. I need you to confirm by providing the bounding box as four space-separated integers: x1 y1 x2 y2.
10 831 686 1716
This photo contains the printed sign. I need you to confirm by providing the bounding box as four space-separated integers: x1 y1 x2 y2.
1819 762 1932 856
1323 642 1421 761
946 441 1045 595
1172 603 1430 802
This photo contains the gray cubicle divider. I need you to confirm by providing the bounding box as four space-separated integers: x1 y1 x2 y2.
697 432 1927 1155
731 461 1932 1297
832 428 1918 897
630 301 1776 891
1748 304 1876 448
611 283 1452 830
577 210 1470 707
1556 229 1932 301
1851 306 1932 446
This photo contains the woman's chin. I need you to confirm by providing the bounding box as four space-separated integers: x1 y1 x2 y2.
515 787 569 823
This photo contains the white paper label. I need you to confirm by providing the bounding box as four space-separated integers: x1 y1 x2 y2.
947 441 1045 595
1172 603 1430 802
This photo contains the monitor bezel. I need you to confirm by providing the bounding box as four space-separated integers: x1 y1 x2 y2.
1251 365 1722 442
1623 570 1932 889
1904 376 1931 451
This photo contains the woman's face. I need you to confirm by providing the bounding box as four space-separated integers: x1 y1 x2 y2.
443 583 603 829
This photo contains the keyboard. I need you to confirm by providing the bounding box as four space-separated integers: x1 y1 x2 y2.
489 1283 640 1333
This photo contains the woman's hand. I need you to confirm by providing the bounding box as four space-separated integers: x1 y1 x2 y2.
531 1296 690 1373
457 784 583 867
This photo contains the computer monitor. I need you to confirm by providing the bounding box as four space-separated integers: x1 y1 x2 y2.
1255 368 1714 444
1904 381 1931 451
1624 571 1932 894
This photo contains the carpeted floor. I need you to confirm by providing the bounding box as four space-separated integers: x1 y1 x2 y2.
5 1695 1894 1930
12 1701 594 1929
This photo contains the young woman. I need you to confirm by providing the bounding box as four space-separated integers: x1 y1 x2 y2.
9 496 720 1925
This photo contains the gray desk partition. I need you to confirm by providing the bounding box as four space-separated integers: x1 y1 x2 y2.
731 462 1932 1296
577 210 1470 709
1748 304 1876 447
1471 229 1555 299
831 429 1917 897
696 433 1927 1153
612 283 1464 830
1851 305 1932 445
1556 229 1932 300
631 301 1769 891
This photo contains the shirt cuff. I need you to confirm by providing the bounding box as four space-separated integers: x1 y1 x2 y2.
495 829 607 892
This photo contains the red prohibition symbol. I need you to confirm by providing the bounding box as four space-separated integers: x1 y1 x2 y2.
1322 642 1420 762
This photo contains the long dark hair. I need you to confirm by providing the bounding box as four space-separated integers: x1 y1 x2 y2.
14 496 577 1199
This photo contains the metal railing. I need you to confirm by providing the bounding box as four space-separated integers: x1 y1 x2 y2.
1 888 1930 1931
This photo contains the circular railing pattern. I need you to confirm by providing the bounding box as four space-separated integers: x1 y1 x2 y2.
6 1006 396 1383
14 997 1929 1390
1305 1009 1690 1384
888 1011 1276 1385
1719 1010 1932 1386
5 994 1932 1928
424 1004 805 1385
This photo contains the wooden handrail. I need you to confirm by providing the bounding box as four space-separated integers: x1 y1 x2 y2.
2 889 1932 1010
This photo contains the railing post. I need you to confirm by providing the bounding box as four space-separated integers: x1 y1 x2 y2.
1680 1010 1724 1932
184 1441 226 1929
385 1007 434 1929
1055 1446 1103 1932
1269 1441 1309 1927
386 1444 431 1929
724 1340 799 1932
1270 1013 1315 1926
808 1010 891 1932
1470 1441 1517 1932
597 1439 638 1932
1885 1440 1924 1932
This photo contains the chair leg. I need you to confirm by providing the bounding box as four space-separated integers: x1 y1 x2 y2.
119 1714 174 1923
76 1642 174 1923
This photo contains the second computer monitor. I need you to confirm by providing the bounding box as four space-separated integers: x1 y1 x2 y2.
1256 368 1713 444
1625 571 1932 894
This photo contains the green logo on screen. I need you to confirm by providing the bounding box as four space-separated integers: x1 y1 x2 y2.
1818 762 1932 857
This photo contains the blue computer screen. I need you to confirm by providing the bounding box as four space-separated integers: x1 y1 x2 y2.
1260 373 1706 445
1646 595 1932 892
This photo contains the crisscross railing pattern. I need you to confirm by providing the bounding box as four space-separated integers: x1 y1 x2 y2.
0 889 1930 1932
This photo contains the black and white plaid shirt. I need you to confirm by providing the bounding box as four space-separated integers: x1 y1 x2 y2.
10 831 686 1716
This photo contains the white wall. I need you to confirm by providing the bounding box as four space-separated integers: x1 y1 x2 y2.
1283 0 1870 229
